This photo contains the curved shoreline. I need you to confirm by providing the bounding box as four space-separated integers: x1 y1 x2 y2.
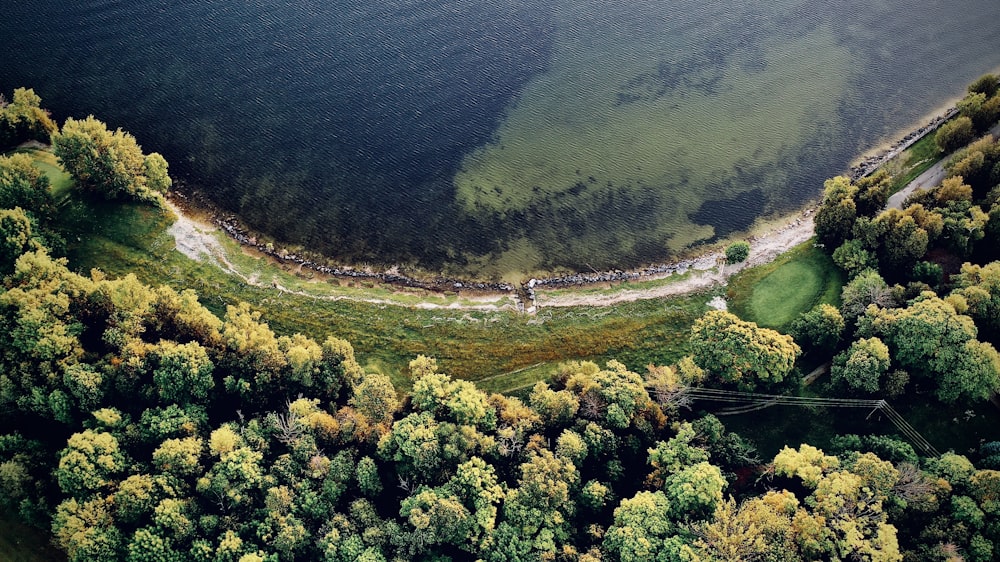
168 103 957 307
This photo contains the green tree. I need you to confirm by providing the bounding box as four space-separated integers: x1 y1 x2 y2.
0 87 57 149
197 445 265 512
689 492 805 561
815 176 858 249
854 170 892 217
646 422 710 488
603 491 687 562
147 340 215 405
52 497 124 562
350 373 399 426
126 527 186 562
937 116 976 153
56 430 126 497
725 241 750 264
833 239 877 278
52 115 171 200
859 293 1000 403
969 73 1000 98
663 461 726 520
0 153 54 215
0 207 37 272
954 260 1000 340
872 209 930 274
790 303 845 355
830 337 891 394
957 93 997 133
563 360 661 431
840 269 895 323
689 310 800 390
500 449 579 555
152 436 204 478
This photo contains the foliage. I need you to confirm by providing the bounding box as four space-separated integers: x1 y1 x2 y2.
0 88 57 150
689 310 800 391
937 116 976 153
789 303 844 355
858 292 1000 403
52 116 171 202
3 77 1000 561
724 241 750 264
830 337 891 394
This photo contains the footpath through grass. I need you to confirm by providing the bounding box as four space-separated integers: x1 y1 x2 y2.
55 196 711 392
726 241 844 332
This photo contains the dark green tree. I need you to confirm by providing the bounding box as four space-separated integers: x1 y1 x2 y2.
725 241 750 264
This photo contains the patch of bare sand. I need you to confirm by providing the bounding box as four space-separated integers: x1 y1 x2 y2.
165 201 231 268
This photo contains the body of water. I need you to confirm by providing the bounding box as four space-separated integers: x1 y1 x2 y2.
2 0 1000 278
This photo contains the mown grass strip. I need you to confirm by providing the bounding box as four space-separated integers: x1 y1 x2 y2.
886 129 943 194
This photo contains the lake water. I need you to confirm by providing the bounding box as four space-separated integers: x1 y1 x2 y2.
2 0 1000 278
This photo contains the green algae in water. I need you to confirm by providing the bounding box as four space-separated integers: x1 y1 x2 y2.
455 0 853 276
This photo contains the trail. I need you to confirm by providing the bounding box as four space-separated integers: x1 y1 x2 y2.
888 121 1000 209
165 117 984 311
164 201 517 311
533 211 816 308
166 197 816 311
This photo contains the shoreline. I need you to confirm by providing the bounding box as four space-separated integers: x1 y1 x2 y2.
167 102 958 305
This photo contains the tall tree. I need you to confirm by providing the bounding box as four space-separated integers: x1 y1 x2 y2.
52 116 171 201
689 310 800 391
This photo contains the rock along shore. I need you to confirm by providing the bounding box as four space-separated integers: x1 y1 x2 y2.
172 103 958 306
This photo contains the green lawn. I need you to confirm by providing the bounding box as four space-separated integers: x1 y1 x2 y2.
727 241 844 332
886 128 943 194
13 148 75 201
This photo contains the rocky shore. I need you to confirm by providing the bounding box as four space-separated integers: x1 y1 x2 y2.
171 103 959 304
848 108 958 180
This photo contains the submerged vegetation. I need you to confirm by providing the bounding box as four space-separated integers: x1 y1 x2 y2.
1 77 1000 562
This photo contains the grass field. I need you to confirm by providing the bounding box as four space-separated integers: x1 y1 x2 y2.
886 129 943 194
726 241 844 332
15 148 75 201
54 196 712 392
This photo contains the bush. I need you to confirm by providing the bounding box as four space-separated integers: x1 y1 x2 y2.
936 116 975 153
725 241 750 264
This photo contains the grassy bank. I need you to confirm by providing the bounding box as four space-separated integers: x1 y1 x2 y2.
726 241 844 332
885 129 943 194
54 194 711 391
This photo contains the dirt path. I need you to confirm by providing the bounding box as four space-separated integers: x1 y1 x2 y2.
166 197 818 311
533 211 817 308
167 119 990 311
165 201 517 311
888 122 1000 210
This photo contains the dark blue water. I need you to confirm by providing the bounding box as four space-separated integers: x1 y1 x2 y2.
2 0 999 276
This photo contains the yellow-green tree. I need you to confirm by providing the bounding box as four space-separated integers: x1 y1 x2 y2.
52 115 171 200
689 310 800 390
0 88 57 149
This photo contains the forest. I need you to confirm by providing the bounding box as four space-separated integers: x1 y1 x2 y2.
0 75 999 561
